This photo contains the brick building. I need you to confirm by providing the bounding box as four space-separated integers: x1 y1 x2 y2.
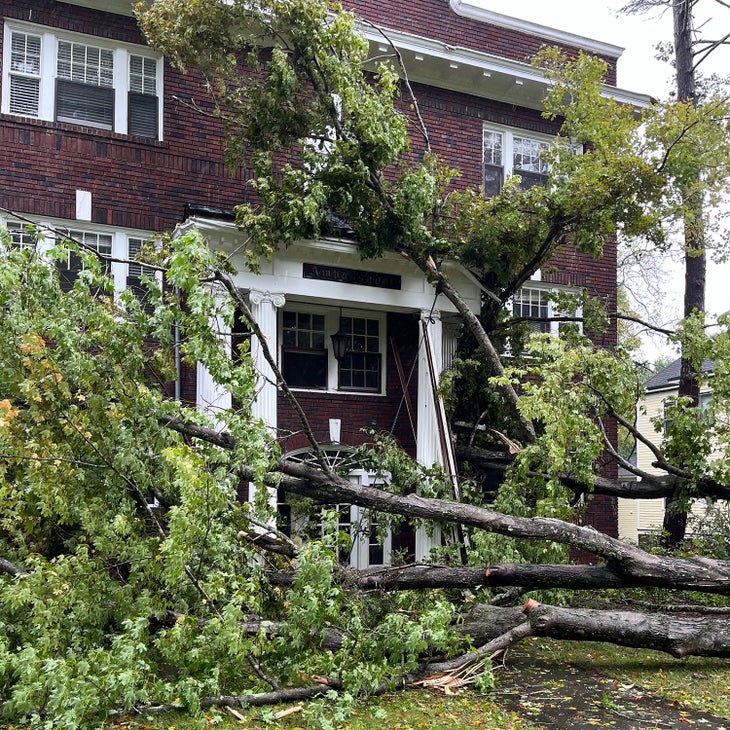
1 0 648 562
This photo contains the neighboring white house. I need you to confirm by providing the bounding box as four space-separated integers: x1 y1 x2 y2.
618 358 715 543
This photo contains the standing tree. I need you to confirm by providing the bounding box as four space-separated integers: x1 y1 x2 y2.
4 0 730 726
622 0 730 543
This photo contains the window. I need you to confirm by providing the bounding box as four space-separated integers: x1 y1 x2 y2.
512 287 550 334
663 392 712 434
57 229 112 291
337 316 381 391
280 308 385 393
5 221 38 251
8 30 41 116
2 218 153 297
281 311 328 388
483 125 551 196
3 22 162 139
510 284 582 337
127 237 157 311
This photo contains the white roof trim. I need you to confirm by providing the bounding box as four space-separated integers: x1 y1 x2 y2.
359 24 651 109
449 0 625 59
60 0 135 16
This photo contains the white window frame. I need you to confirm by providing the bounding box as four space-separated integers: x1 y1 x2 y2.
341 471 392 569
282 450 393 570
1 217 155 296
278 305 387 394
483 123 554 196
2 21 163 139
509 282 583 337
3 220 39 251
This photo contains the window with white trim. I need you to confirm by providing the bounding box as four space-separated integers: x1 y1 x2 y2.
3 22 162 139
663 392 712 434
2 219 154 297
510 284 582 337
483 124 551 197
57 229 112 291
336 315 381 391
126 237 157 311
279 307 385 393
281 310 328 388
282 449 391 569
4 221 38 251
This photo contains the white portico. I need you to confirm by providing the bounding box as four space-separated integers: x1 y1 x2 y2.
183 214 481 559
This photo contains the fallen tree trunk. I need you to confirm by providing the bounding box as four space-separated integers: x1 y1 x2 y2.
266 562 662 591
522 601 730 658
162 417 730 595
276 460 730 594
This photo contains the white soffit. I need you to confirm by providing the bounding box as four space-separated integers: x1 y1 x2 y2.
360 25 652 111
60 0 135 15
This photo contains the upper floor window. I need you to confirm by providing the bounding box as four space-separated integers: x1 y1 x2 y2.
279 307 385 393
663 392 712 434
483 125 551 197
3 22 162 139
511 284 582 337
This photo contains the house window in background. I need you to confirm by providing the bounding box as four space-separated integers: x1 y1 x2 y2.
483 124 551 196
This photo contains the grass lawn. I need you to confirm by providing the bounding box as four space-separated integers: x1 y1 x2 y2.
111 692 537 730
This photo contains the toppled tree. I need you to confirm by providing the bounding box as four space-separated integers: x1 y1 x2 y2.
3 0 730 726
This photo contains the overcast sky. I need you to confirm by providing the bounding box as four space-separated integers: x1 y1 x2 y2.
472 0 730 360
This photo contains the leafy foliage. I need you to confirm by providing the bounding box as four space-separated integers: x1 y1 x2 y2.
5 0 730 725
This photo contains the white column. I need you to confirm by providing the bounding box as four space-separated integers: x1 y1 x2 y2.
416 309 444 561
196 288 232 420
248 290 285 515
248 289 285 434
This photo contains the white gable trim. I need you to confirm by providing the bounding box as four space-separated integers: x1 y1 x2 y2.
449 0 624 59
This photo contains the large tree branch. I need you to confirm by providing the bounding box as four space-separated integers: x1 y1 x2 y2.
408 252 536 444
0 557 27 577
158 415 730 592
455 443 730 500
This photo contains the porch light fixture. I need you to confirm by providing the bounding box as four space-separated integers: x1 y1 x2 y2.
331 311 350 360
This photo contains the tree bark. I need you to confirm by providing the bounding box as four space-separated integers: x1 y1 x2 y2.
524 602 730 658
0 557 27 577
667 0 706 545
276 459 730 593
160 417 730 594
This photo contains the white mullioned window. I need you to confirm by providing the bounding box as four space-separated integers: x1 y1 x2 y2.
3 21 162 139
483 124 552 196
1 218 153 297
279 306 386 393
511 283 583 336
4 221 39 251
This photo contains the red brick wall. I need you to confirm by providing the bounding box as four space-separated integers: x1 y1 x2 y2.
0 0 247 232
